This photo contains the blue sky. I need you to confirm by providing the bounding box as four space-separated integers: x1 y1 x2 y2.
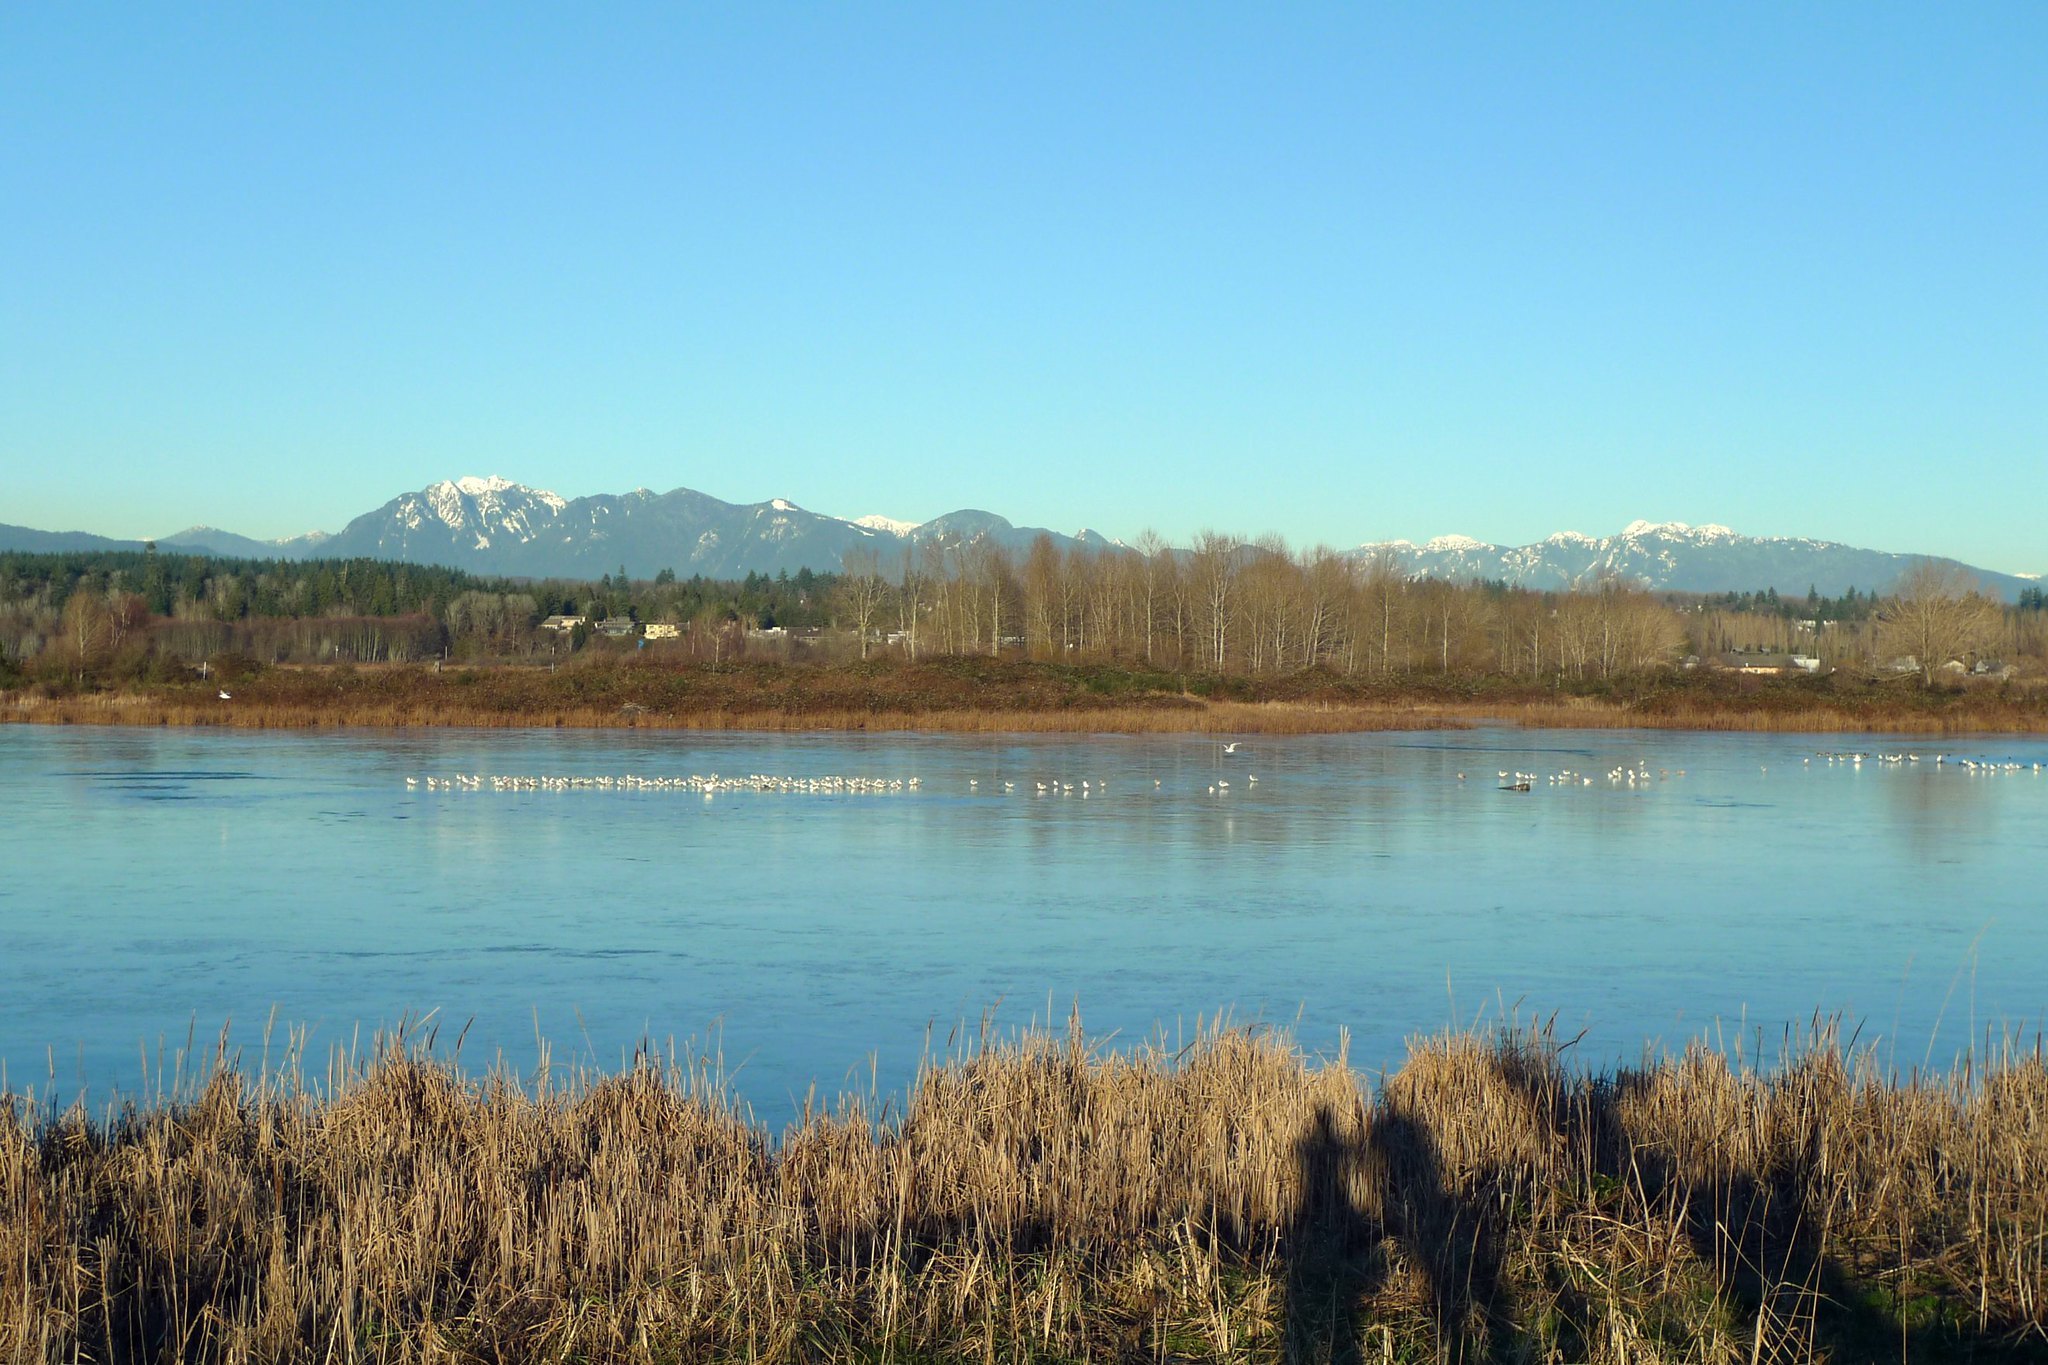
3 5 2043 571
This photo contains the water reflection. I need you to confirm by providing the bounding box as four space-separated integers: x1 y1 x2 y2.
1875 760 2000 860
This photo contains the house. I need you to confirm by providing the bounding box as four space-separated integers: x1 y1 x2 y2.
539 614 588 633
1719 652 1823 675
753 626 827 647
595 617 637 638
643 622 681 641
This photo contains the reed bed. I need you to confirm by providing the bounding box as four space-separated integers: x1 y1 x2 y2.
0 693 1449 736
3 1018 2043 1363
11 691 2045 734
1452 698 2048 735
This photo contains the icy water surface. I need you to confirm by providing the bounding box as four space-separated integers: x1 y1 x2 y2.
3 725 2044 1118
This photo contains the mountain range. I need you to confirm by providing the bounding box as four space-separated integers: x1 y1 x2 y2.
2 476 2036 600
1355 522 2038 600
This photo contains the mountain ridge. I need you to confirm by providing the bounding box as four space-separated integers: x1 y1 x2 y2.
0 481 2032 600
1352 518 2036 599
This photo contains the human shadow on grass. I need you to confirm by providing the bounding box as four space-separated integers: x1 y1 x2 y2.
1612 1066 2043 1365
1282 1103 1378 1364
1283 1096 1518 1365
1284 1038 2043 1365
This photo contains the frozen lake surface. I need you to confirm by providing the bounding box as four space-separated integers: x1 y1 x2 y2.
3 724 2044 1119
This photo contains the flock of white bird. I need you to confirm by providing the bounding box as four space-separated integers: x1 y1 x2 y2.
404 740 1281 798
1474 751 2044 795
1476 761 1683 792
1814 750 2042 775
408 773 925 795
400 745 2042 798
402 771 1271 797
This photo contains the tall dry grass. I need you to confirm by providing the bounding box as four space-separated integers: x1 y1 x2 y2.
0 689 1460 735
3 1017 2043 1363
11 687 2048 736
8 654 2048 734
1449 697 2048 735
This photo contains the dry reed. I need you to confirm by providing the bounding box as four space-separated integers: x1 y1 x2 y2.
2 1016 2042 1363
8 658 2046 734
11 690 2048 737
0 692 1452 735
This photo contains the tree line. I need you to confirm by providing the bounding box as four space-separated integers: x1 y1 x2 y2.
838 534 1688 679
2 538 2039 684
0 548 833 673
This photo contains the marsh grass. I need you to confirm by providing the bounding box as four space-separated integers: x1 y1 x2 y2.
7 657 2048 734
3 1016 2043 1362
0 691 1447 736
9 660 2048 734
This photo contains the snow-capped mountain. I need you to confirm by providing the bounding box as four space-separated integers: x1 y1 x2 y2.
302 477 1109 579
0 488 2030 599
850 513 923 536
1354 520 2034 599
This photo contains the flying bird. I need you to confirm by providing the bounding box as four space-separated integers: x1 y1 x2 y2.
1222 741 1243 753
218 690 232 700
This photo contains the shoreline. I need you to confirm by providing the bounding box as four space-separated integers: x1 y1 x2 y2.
5 658 2047 736
8 694 2048 736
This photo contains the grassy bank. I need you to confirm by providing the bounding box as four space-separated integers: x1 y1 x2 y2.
3 1020 2043 1363
5 656 2048 734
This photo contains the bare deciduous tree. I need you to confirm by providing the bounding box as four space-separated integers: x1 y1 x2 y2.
1131 529 1167 662
962 540 1014 656
1022 535 1062 658
1296 546 1351 670
836 548 890 660
1879 560 2002 683
108 593 150 650
897 549 929 660
1185 531 1239 669
62 589 110 659
1359 548 1407 675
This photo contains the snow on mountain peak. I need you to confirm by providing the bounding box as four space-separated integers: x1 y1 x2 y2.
418 475 566 533
1423 534 1488 553
1619 519 1739 541
769 498 800 512
852 513 923 536
430 475 564 509
452 475 518 496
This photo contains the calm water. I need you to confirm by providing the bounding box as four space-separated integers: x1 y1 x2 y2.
3 725 2044 1117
